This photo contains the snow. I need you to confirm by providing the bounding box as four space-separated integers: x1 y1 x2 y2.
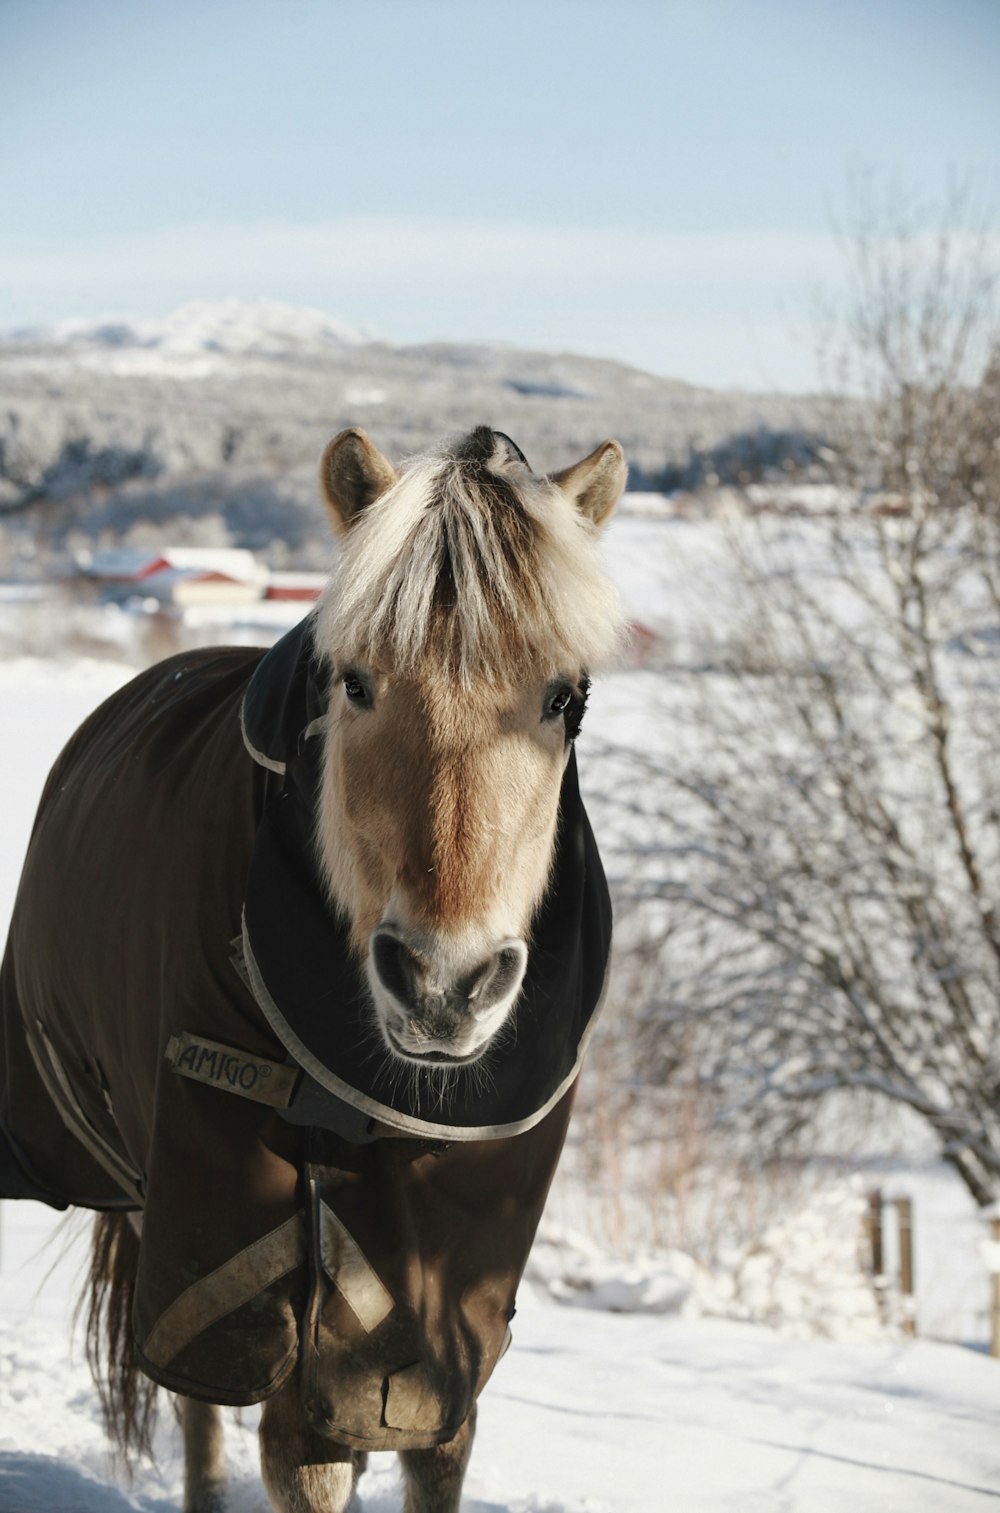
2 1203 1000 1512
1 300 372 378
2 560 1000 1508
526 1179 887 1343
0 658 136 935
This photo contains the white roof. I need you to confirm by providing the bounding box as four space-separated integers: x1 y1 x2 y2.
158 548 266 581
83 547 266 583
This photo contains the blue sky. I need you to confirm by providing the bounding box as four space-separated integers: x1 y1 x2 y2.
2 0 998 389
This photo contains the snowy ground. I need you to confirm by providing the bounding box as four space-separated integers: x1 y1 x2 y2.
2 525 1000 1508
3 1202 1000 1512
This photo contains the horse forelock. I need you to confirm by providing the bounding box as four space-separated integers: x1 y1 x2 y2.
316 429 625 683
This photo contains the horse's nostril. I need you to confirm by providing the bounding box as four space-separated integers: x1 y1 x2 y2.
372 930 527 1026
456 959 492 1002
472 941 528 1018
371 930 420 1008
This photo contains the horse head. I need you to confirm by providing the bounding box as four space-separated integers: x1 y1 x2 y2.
314 425 625 1068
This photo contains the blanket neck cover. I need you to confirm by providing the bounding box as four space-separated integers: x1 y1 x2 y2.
239 615 612 1142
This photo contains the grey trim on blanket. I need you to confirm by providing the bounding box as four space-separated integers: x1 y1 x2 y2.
302 716 327 743
24 1018 145 1204
240 702 287 775
241 913 607 1144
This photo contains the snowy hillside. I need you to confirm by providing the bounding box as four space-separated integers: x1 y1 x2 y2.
0 299 823 540
4 300 371 377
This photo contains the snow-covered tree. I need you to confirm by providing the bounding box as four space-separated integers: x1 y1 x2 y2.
608 190 1000 1206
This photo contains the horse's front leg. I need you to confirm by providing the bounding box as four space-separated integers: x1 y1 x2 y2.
398 1403 476 1513
259 1369 364 1513
180 1398 226 1513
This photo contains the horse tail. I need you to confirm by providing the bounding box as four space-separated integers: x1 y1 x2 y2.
79 1210 158 1460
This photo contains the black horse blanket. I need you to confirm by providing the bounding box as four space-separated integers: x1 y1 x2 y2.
0 620 611 1447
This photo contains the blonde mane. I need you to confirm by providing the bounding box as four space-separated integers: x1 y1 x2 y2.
316 427 624 682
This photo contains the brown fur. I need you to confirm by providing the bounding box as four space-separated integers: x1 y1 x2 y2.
320 427 398 530
181 1399 226 1513
259 1370 364 1513
399 1404 476 1513
319 669 570 955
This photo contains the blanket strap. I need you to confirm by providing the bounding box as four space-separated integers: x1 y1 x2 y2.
318 1200 394 1332
143 1213 307 1368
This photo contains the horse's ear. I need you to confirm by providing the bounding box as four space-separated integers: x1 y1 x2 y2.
550 439 627 529
320 429 398 534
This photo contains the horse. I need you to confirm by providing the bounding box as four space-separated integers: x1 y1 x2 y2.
0 424 626 1512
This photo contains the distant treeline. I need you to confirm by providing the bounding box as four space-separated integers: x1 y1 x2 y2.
628 425 828 493
0 435 160 514
0 421 834 583
1 425 830 527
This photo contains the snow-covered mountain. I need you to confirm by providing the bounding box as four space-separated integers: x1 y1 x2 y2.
0 300 824 559
3 299 372 376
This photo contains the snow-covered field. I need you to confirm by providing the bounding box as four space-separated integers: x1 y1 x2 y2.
3 1202 1000 1512
2 518 1000 1509
4 1197 1000 1512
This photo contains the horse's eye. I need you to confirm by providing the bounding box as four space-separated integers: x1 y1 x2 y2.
343 674 367 704
548 676 590 740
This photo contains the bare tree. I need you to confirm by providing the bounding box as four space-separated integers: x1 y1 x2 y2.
603 187 1000 1207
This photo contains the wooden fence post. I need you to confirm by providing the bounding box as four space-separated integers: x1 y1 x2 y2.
867 1188 884 1275
865 1189 917 1335
895 1197 915 1336
866 1188 886 1322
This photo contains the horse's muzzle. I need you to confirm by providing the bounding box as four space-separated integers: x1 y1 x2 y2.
368 928 528 1064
